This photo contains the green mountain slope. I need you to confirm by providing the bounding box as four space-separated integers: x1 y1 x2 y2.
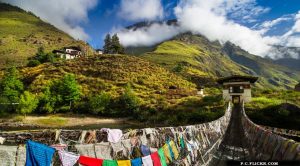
222 42 300 89
141 33 300 89
19 55 197 107
0 3 88 68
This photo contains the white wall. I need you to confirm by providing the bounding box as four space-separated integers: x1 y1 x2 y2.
242 89 252 103
60 54 75 60
223 89 231 102
222 83 252 103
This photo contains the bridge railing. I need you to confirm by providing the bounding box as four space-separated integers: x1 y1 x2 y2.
0 103 232 165
241 102 300 160
260 125 300 138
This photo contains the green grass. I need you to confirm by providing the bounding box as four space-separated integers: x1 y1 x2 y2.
142 38 254 88
245 97 282 110
140 33 300 90
35 117 67 127
154 41 201 57
245 90 300 130
0 3 92 68
19 55 197 109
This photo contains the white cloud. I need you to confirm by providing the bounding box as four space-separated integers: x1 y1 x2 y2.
118 0 163 21
1 0 98 40
116 0 300 59
271 11 300 48
116 23 181 47
259 15 293 34
224 0 270 23
117 0 274 56
174 0 273 56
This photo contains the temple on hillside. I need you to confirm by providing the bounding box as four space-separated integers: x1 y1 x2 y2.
217 75 258 103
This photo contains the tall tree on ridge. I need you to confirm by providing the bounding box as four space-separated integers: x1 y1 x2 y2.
103 34 112 54
111 34 125 54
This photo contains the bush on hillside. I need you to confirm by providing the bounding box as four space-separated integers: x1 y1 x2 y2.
88 92 112 115
27 60 41 67
37 86 57 113
0 66 24 107
0 96 10 115
118 83 141 116
17 91 39 116
27 47 59 67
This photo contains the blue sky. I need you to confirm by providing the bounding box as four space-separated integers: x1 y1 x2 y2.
81 0 179 48
2 0 300 58
83 0 300 48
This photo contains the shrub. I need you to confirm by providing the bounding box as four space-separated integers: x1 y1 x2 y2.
202 95 223 105
88 92 111 115
0 67 24 105
172 63 184 73
37 86 56 113
27 60 41 67
0 96 10 114
17 91 39 116
118 83 141 116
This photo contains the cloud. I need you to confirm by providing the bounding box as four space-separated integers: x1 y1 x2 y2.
258 15 293 34
118 0 163 21
116 23 181 47
116 0 300 59
117 0 274 56
174 0 273 56
224 0 270 23
1 0 98 40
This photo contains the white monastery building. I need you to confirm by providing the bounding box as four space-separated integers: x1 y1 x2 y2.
217 75 258 103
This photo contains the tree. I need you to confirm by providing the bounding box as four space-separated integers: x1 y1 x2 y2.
103 33 125 54
119 83 140 115
111 34 125 54
88 92 111 114
57 74 81 109
0 67 24 103
27 47 58 67
38 86 57 113
103 34 112 54
17 91 39 116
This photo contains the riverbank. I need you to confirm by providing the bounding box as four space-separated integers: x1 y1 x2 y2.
0 114 144 131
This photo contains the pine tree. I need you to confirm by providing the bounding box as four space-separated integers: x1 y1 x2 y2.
58 74 81 109
103 34 112 54
111 34 125 54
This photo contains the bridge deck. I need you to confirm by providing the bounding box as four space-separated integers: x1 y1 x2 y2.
209 104 251 166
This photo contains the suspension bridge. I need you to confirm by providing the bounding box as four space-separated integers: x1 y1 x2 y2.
0 102 299 165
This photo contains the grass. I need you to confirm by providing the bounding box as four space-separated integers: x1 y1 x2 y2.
245 90 300 130
19 55 197 110
0 3 92 68
140 33 300 90
141 36 259 88
245 97 282 110
35 116 68 127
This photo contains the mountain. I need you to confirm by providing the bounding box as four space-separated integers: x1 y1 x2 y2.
137 33 300 89
222 42 300 89
19 55 197 106
0 3 90 68
267 46 300 71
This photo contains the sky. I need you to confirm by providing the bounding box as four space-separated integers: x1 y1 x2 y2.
2 0 300 58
